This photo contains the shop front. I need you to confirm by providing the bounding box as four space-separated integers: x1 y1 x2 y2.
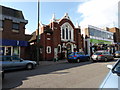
89 38 114 55
0 39 28 57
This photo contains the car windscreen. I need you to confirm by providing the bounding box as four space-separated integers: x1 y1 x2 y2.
115 51 120 54
12 56 21 60
94 52 102 55
112 60 120 73
69 52 75 55
76 52 84 55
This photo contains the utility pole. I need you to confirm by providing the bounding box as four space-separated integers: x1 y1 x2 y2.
37 0 40 65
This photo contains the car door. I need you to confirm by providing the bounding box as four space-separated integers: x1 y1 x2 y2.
105 52 112 60
2 56 13 70
78 52 86 61
11 56 25 69
109 52 114 59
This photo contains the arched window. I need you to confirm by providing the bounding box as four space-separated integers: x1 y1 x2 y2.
46 46 51 54
66 28 68 39
62 28 65 39
61 23 74 41
58 44 61 53
69 30 71 39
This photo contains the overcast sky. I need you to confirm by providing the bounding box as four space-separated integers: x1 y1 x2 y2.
0 0 119 34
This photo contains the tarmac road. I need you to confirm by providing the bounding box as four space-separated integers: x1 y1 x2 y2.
2 59 117 89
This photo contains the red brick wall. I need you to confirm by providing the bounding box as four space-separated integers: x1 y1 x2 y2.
2 19 26 41
36 19 84 61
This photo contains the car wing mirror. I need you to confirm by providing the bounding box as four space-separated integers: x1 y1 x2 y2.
107 65 113 70
20 59 23 62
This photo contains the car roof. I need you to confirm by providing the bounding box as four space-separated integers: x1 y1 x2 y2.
96 50 108 52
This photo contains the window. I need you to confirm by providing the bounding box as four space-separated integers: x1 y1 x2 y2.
58 45 61 53
13 46 19 55
12 23 19 30
47 46 51 54
6 47 12 55
89 29 94 36
66 28 68 39
62 28 65 39
0 20 4 31
61 23 74 41
69 30 71 39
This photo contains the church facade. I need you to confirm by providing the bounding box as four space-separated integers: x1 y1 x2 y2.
30 13 84 61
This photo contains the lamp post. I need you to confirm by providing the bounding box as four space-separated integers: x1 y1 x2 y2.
36 0 40 65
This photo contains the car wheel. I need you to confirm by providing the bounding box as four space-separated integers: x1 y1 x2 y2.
76 58 80 63
26 63 33 70
104 58 108 62
87 57 90 61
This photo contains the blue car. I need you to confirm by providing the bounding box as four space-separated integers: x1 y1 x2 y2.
99 59 120 89
67 52 90 63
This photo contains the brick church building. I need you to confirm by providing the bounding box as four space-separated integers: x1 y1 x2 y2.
30 13 84 61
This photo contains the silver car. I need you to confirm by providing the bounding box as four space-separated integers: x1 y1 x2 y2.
0 56 37 71
91 50 114 62
99 59 120 89
114 51 120 58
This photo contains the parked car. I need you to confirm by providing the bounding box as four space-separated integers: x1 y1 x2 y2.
114 51 120 58
0 55 37 71
67 52 90 63
99 59 120 89
91 50 114 62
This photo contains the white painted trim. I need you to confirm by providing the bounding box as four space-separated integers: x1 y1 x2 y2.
4 47 6 55
12 29 19 33
11 47 13 56
19 47 20 57
47 33 51 35
47 38 51 40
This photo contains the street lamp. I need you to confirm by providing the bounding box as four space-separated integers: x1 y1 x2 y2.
36 0 40 65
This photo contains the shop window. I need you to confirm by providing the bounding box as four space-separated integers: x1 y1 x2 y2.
13 47 19 56
6 47 11 55
47 46 51 54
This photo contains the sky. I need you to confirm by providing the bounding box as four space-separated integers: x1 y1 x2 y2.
0 0 119 34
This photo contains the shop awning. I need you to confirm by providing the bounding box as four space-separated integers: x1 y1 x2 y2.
90 39 112 44
0 39 28 46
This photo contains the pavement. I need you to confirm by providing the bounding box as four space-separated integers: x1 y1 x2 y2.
38 59 67 66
